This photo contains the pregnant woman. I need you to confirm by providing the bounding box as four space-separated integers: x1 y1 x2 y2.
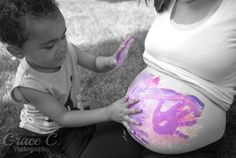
80 0 236 158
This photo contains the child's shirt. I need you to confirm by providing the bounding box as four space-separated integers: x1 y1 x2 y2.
10 43 82 134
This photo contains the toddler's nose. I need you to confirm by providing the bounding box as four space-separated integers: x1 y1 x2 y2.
58 40 68 53
59 45 67 53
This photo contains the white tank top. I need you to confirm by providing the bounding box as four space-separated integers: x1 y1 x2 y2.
144 0 236 111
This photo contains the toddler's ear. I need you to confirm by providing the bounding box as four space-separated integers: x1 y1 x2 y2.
6 45 24 59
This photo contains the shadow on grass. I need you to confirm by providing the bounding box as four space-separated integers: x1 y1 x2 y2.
1 29 236 158
97 0 135 3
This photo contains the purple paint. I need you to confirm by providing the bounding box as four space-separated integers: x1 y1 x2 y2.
126 72 205 146
152 91 204 139
115 37 134 67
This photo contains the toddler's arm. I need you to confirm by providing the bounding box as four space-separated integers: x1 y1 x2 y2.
17 86 140 130
72 37 134 72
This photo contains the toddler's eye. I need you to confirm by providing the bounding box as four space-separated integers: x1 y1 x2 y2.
44 44 54 49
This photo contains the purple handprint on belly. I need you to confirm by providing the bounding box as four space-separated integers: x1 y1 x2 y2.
127 72 205 146
152 90 204 139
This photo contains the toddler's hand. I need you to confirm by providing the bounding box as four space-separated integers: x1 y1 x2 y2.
106 96 141 131
107 37 135 68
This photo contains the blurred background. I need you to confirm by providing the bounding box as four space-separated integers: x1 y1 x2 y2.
0 0 235 157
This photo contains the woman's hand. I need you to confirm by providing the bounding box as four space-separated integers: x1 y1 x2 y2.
106 96 142 131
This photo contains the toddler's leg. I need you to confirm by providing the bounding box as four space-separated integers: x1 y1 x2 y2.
4 128 49 158
58 125 96 158
80 122 143 158
5 149 47 158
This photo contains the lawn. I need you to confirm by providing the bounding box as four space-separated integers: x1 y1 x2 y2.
0 0 236 157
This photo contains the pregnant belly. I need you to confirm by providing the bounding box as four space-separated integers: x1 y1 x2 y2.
126 67 226 154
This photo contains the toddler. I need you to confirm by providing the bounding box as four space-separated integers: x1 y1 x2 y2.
0 0 140 157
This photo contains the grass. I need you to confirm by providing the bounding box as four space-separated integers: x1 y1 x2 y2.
0 0 235 157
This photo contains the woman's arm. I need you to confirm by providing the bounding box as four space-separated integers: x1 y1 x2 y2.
17 86 140 129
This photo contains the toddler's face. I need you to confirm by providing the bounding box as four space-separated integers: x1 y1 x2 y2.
22 11 68 72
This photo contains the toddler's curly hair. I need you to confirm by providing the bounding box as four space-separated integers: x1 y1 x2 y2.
0 0 59 48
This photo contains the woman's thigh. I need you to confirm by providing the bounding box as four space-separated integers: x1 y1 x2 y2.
143 151 212 158
80 122 143 158
142 137 224 158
